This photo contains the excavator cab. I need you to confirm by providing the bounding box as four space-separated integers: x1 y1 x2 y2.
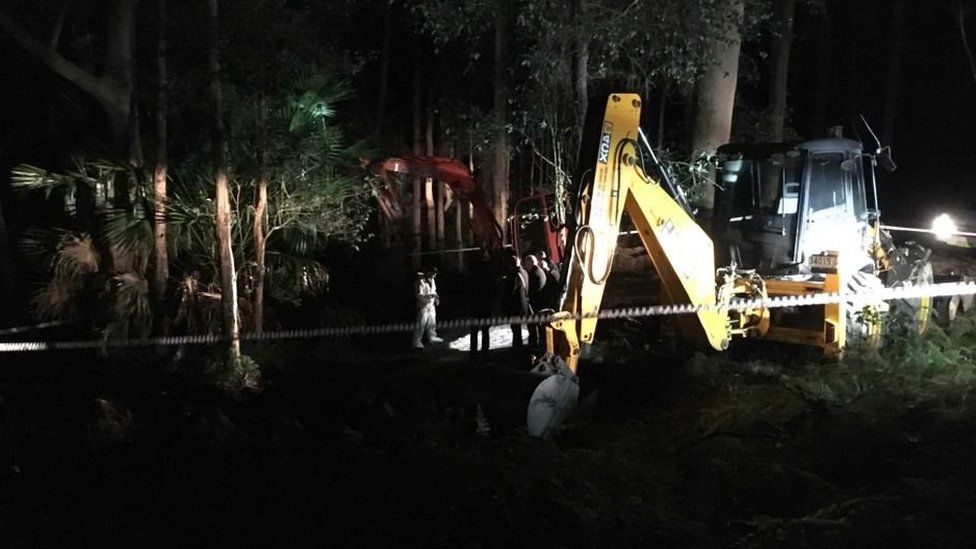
713 139 874 275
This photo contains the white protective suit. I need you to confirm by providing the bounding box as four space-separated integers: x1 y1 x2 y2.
412 275 442 348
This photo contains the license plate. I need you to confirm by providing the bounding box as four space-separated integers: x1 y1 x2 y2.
809 254 838 271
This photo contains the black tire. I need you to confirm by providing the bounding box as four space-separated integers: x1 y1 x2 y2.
885 244 934 336
846 270 884 350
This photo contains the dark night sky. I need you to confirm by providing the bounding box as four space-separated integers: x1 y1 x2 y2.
826 2 976 225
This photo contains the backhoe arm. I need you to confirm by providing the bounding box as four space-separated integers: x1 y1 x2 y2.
369 155 503 255
548 94 731 373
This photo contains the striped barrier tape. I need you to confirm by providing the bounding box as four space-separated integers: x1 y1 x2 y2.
1 281 974 354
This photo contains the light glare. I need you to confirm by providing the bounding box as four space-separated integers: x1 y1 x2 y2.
932 213 957 241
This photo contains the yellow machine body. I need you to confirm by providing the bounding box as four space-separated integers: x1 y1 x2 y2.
547 94 875 371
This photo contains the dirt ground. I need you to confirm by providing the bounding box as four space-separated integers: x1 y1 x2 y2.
2 317 976 548
1 244 975 547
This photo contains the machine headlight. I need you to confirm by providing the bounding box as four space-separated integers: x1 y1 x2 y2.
932 213 957 242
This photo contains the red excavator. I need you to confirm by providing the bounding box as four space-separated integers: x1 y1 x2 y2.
368 155 564 263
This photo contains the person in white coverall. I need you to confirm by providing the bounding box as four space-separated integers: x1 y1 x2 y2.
412 269 442 349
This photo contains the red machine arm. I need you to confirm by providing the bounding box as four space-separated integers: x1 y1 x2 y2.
369 156 503 255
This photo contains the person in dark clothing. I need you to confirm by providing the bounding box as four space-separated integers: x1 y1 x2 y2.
468 250 496 353
538 251 562 309
500 252 530 348
524 254 547 347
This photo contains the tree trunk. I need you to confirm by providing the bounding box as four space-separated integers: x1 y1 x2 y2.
491 0 511 236
691 0 744 215
411 64 423 268
763 0 796 142
429 98 446 261
0 193 15 319
253 177 268 334
425 98 436 251
468 140 475 246
207 0 241 365
955 1 976 90
152 0 169 335
811 1 832 137
0 3 136 161
881 0 906 146
657 82 669 146
49 0 71 49
455 198 463 269
572 0 589 131
374 6 392 139
105 0 142 170
253 92 269 334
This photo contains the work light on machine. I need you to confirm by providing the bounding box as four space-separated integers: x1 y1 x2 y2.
932 213 957 242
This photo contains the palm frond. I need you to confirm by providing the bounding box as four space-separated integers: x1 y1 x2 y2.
281 71 352 133
29 231 102 320
108 271 150 326
264 250 329 305
52 232 101 280
19 227 72 259
10 164 82 200
101 207 153 260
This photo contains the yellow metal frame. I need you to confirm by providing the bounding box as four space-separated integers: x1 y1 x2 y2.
761 258 845 358
547 94 730 373
547 93 896 370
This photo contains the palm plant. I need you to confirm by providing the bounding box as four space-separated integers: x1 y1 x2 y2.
14 161 152 337
11 67 370 339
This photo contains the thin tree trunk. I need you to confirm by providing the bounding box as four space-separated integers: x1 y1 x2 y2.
657 82 669 146
455 198 463 269
49 0 71 49
691 0 744 215
152 0 169 335
811 1 832 137
429 99 445 261
881 0 906 145
425 97 436 251
0 193 15 318
253 177 267 333
207 0 241 365
253 96 269 334
380 210 391 249
491 0 511 236
106 0 142 171
449 132 462 269
572 0 589 132
955 1 976 90
374 6 392 139
376 39 393 252
763 0 796 142
468 139 475 247
425 178 435 251
411 64 422 268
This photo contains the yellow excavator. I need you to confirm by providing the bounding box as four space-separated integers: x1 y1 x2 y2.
526 93 933 436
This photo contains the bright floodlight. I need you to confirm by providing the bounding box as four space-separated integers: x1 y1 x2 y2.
932 213 957 242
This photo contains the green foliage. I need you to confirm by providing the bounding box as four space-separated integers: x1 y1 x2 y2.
11 65 369 335
654 148 716 204
781 309 976 409
203 352 264 394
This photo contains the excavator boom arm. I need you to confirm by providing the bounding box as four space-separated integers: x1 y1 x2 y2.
549 94 730 372
369 156 503 255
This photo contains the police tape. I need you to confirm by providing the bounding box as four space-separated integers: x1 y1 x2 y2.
0 319 74 337
1 281 975 354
